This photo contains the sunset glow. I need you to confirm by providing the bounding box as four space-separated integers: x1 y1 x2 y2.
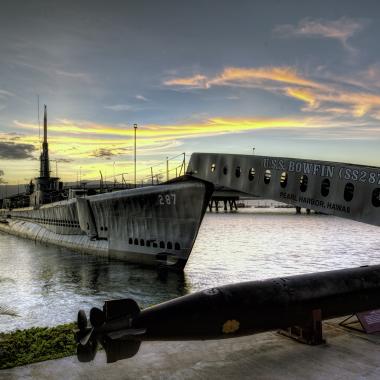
1 1 380 185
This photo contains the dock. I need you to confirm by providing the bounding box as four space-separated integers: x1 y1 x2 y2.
2 318 379 379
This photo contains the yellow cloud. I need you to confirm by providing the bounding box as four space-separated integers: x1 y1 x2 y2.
285 87 319 108
10 115 318 162
1 113 371 184
14 116 311 143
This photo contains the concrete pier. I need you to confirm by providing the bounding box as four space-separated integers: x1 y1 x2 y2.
2 318 379 380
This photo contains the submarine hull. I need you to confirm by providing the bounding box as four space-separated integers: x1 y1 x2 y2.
0 177 213 270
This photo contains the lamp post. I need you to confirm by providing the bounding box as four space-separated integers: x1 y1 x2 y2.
113 161 116 187
134 124 137 188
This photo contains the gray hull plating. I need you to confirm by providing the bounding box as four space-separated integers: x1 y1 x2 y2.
0 220 108 256
0 178 212 269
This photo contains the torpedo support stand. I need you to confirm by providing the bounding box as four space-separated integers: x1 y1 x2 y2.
278 309 325 345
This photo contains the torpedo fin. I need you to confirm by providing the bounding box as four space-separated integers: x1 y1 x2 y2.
101 335 142 363
77 336 98 362
79 327 94 346
103 298 140 321
107 328 146 340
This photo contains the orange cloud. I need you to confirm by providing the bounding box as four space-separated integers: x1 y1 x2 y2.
163 74 208 88
164 65 380 118
164 66 321 90
209 66 321 88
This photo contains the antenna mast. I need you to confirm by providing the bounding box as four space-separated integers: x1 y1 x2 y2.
37 95 41 149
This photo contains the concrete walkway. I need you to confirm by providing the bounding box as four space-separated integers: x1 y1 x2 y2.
1 320 380 380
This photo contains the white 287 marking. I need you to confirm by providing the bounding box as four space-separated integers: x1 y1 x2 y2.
158 193 176 205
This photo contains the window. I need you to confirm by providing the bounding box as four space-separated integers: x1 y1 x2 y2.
344 183 354 202
134 238 139 245
372 188 380 207
211 163 216 172
140 239 145 246
159 241 165 249
280 172 288 188
235 166 241 178
167 241 173 249
264 170 271 184
223 166 228 175
300 175 308 192
248 168 255 181
129 238 133 244
321 178 330 197
175 242 181 250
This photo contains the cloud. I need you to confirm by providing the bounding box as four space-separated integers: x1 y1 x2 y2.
56 158 73 163
11 108 380 183
274 17 366 51
104 104 133 111
55 70 91 82
91 148 116 159
14 115 333 163
15 115 317 143
210 66 321 88
163 74 209 89
0 142 36 159
8 112 380 183
164 66 321 90
0 89 15 110
0 90 14 98
285 87 319 109
135 95 148 101
164 65 380 119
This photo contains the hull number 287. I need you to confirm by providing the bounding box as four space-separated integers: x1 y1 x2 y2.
158 193 176 205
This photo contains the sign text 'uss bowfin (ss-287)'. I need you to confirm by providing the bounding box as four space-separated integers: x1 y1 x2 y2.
187 153 380 227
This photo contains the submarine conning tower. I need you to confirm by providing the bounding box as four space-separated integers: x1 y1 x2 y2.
30 105 61 206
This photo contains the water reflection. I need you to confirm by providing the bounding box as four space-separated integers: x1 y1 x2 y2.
0 236 188 332
1 209 380 332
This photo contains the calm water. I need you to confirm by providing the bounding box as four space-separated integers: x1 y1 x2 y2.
1 209 380 332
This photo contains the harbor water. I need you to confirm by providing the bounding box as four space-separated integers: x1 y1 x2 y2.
1 209 380 332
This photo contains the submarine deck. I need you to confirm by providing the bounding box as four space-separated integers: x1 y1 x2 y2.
2 317 379 379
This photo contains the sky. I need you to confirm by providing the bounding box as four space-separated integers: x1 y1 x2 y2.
1 0 380 185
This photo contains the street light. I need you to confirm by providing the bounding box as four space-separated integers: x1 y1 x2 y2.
134 124 137 188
